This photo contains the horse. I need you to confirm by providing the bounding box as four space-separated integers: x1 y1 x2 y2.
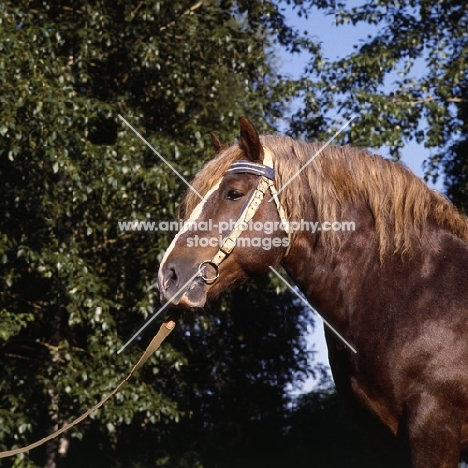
157 117 468 467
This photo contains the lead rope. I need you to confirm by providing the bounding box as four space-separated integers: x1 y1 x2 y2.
0 316 179 459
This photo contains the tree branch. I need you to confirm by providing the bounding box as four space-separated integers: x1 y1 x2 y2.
160 1 204 31
390 96 468 105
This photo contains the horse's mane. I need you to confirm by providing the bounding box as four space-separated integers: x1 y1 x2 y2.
180 134 468 259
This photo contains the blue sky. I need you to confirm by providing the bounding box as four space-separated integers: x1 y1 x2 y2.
278 2 444 392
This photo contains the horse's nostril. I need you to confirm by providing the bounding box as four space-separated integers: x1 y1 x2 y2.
164 266 178 291
169 267 177 281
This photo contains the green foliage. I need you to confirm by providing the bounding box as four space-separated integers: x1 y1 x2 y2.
0 310 34 342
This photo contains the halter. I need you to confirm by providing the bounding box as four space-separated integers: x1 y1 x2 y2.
198 147 290 283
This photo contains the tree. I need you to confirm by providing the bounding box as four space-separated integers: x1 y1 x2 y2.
287 0 468 169
442 97 468 214
0 1 317 467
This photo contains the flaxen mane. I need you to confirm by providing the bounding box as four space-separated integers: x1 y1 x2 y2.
180 134 468 259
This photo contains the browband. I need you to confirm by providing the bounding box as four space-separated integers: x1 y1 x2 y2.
224 160 275 180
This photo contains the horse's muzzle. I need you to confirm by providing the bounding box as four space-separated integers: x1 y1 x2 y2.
157 264 208 308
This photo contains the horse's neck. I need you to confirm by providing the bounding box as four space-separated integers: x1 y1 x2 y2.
281 207 380 327
281 203 467 330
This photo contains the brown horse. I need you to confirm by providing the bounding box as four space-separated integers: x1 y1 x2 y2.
158 117 468 467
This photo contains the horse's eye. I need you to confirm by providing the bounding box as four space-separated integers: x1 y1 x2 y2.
225 190 243 201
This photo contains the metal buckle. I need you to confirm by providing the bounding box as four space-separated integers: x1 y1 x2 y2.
198 260 220 284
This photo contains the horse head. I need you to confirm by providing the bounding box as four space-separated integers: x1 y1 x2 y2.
157 117 289 308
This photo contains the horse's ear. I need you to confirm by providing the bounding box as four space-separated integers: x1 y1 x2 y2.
239 116 264 162
210 132 226 153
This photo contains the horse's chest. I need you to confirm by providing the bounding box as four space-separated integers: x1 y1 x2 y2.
326 335 401 436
